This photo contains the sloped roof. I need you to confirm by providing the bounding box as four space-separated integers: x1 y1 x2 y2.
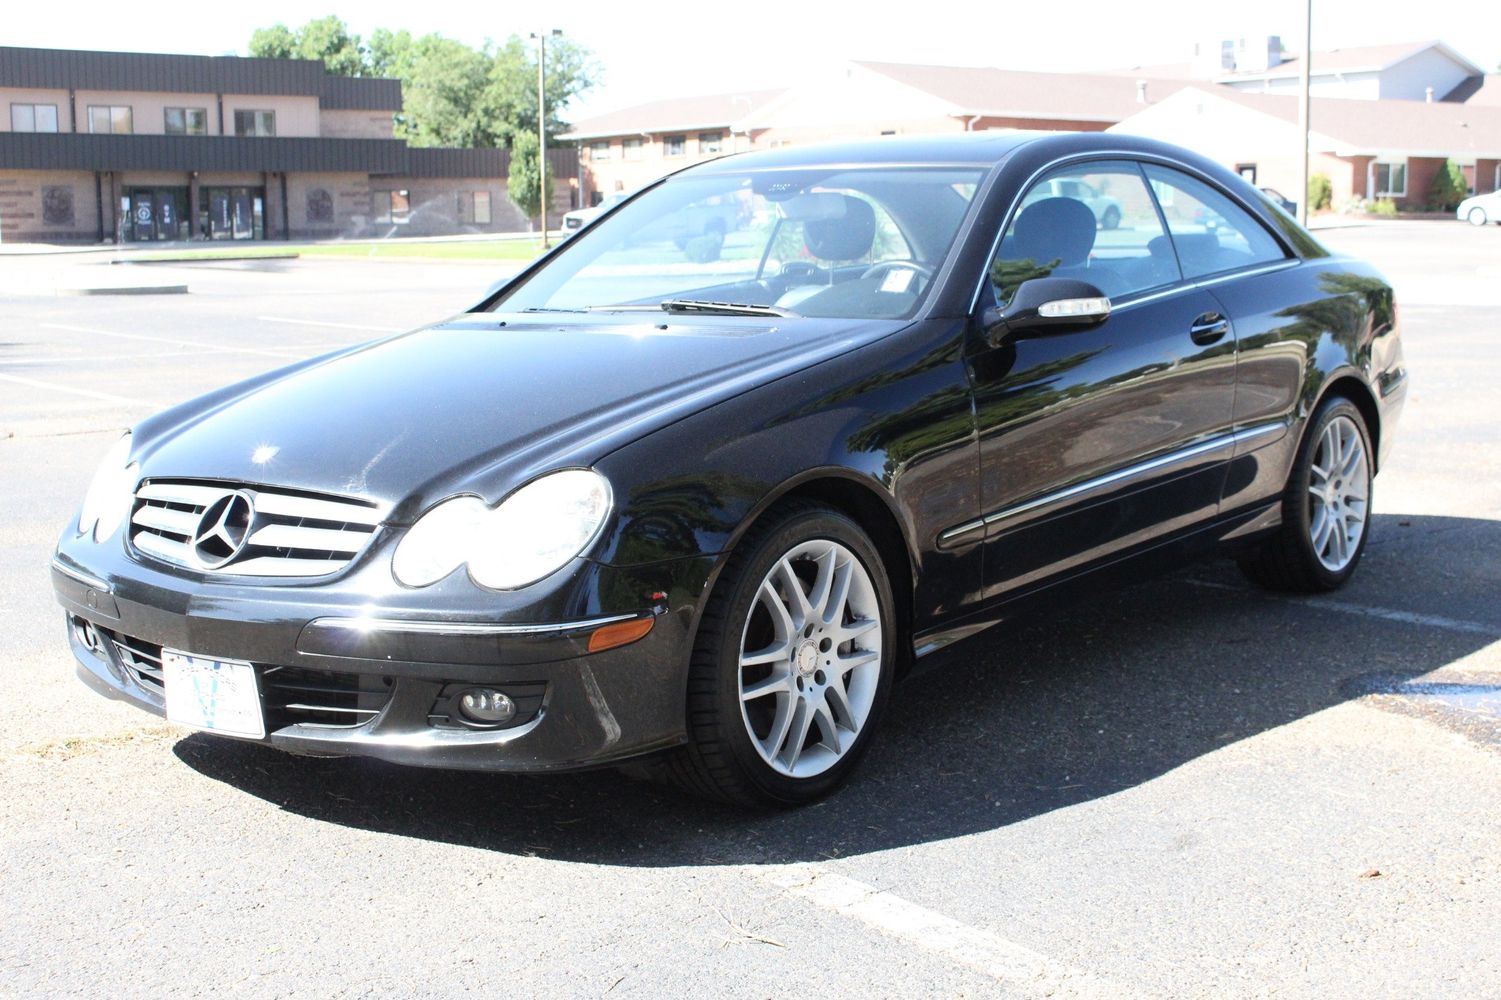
854 61 1191 123
562 89 787 140
1130 85 1501 157
1444 73 1501 105
1103 39 1483 83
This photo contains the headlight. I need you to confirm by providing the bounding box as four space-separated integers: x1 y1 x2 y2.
77 432 139 542
392 469 612 590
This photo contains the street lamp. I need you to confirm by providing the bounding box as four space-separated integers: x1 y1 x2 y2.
531 29 562 248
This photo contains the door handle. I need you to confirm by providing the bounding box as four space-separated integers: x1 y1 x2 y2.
1189 312 1229 345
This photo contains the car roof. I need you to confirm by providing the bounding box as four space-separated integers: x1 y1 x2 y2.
680 131 1192 174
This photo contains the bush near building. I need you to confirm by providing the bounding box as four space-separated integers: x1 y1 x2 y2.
1308 173 1333 212
1426 160 1469 211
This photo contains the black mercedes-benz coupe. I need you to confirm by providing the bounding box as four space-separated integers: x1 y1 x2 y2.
53 132 1406 806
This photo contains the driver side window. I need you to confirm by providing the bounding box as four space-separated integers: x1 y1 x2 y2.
991 161 1178 305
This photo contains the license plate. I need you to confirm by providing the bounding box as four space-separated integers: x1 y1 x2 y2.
162 650 265 739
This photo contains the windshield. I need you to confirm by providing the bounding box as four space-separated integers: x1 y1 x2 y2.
493 166 985 320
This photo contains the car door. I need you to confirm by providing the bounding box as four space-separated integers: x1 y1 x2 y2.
962 159 1240 601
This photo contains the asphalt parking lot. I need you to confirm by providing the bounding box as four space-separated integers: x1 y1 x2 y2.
2 221 1498 999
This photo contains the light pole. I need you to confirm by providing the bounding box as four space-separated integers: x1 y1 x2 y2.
1296 0 1312 225
531 29 562 248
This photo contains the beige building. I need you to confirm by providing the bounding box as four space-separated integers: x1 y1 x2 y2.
1 46 576 243
1110 85 1501 209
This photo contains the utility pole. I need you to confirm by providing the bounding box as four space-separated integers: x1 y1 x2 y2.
532 30 561 248
1297 0 1312 225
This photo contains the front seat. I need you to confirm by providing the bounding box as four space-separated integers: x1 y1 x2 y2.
1010 196 1126 296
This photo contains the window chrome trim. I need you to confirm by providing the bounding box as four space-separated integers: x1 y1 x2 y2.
1109 258 1301 315
306 612 639 638
938 421 1287 545
51 557 111 593
967 148 1301 316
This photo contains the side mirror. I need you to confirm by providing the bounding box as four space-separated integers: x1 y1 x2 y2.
983 277 1111 346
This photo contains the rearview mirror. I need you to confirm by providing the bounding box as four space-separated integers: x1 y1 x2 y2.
984 277 1111 345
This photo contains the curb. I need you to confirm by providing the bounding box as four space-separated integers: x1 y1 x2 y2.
56 284 189 296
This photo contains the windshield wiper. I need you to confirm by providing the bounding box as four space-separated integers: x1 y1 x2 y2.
659 299 800 318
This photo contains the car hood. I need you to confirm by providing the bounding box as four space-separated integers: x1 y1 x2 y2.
134 311 905 521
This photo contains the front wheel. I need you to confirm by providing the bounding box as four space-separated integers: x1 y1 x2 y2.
665 503 895 807
1101 205 1121 230
1238 397 1373 592
1468 207 1490 226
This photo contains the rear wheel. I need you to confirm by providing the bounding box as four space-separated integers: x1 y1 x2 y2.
663 503 895 807
1238 397 1373 592
1101 205 1121 230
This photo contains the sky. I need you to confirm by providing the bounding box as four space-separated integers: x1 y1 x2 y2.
5 0 1499 121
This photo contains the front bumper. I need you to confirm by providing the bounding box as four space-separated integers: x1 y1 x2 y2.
52 544 714 772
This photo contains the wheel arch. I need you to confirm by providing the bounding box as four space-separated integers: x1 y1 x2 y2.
691 469 918 675
1313 372 1382 472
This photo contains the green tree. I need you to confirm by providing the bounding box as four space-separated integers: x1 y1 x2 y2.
507 129 553 224
248 16 367 77
251 21 598 149
1307 173 1332 212
1427 159 1469 211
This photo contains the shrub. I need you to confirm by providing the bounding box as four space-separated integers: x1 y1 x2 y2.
1372 198 1399 218
1426 159 1469 212
1307 173 1333 212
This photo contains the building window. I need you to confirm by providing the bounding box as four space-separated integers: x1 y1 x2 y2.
623 138 642 160
11 103 58 132
664 135 685 157
1370 162 1406 198
165 107 208 135
589 140 610 161
698 131 723 155
88 105 132 134
233 110 276 137
473 191 491 225
1236 163 1258 183
373 190 410 224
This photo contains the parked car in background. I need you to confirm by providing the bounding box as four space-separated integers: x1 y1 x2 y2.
1457 190 1501 225
54 132 1406 808
1024 175 1122 228
1260 187 1297 216
561 192 629 236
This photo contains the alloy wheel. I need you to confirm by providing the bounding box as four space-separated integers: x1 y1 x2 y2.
736 539 882 779
1306 414 1370 572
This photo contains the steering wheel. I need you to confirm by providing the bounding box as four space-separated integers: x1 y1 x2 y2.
861 260 934 290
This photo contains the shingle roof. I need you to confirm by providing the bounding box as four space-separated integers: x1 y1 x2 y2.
1444 74 1501 105
562 89 787 140
853 61 1191 123
1103 39 1483 83
1152 86 1501 157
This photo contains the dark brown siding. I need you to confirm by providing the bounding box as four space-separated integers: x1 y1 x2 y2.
0 46 401 110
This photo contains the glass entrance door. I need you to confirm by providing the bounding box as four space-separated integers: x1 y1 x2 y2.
126 188 190 241
199 186 265 240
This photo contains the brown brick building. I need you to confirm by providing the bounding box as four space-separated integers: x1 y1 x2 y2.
0 46 577 243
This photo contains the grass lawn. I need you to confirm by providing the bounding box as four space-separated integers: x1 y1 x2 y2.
121 240 547 263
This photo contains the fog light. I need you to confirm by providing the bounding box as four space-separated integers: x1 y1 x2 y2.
457 688 516 725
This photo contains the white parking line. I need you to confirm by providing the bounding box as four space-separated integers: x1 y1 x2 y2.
256 316 403 332
0 372 146 406
41 322 310 360
1189 579 1501 636
767 867 1149 999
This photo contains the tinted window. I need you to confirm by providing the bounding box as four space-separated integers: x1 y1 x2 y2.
992 161 1179 304
1143 165 1288 279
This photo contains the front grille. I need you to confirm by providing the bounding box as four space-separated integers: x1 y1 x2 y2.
88 621 396 731
111 631 164 692
129 479 386 577
262 666 395 730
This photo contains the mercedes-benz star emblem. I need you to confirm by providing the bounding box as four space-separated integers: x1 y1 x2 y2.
192 491 255 569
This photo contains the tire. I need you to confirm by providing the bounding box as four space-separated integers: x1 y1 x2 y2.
662 502 896 807
1101 205 1121 230
1238 397 1374 593
1468 207 1489 226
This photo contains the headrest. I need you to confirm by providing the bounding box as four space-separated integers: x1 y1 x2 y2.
1011 197 1097 267
801 195 877 261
